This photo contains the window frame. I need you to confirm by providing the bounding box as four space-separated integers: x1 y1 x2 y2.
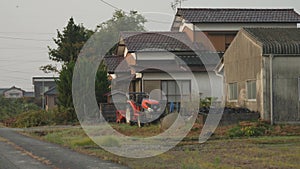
161 80 191 102
228 82 238 101
246 80 257 101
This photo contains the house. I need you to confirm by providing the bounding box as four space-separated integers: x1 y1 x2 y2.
32 77 58 98
105 31 223 104
171 8 300 53
223 27 300 124
44 86 58 111
2 86 24 98
32 76 58 108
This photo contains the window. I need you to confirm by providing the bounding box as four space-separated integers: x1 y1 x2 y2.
161 80 191 102
39 86 49 95
228 83 238 100
247 80 256 100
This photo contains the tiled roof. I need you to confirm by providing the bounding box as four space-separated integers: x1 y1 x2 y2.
103 55 130 73
176 8 300 23
120 32 196 52
3 86 24 93
243 28 300 55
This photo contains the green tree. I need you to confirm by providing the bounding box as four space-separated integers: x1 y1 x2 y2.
41 17 93 72
41 17 94 121
42 11 146 122
95 10 147 55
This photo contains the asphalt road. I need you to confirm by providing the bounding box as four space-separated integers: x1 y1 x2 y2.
0 127 129 169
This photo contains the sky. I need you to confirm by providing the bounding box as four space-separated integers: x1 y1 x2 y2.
0 0 300 91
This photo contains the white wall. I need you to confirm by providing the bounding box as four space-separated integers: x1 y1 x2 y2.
136 52 174 60
142 71 223 99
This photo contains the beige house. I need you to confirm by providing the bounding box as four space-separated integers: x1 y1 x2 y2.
171 8 300 53
2 86 24 99
223 28 300 124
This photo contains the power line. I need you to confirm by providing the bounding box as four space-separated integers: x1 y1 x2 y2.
0 36 52 42
146 19 170 24
99 0 171 25
99 0 120 10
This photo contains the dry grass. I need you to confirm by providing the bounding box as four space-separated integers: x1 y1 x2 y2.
24 123 300 169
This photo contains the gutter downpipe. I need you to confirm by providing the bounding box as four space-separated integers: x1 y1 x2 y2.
269 54 274 125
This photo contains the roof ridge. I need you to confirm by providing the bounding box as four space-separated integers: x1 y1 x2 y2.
177 8 295 11
121 31 186 34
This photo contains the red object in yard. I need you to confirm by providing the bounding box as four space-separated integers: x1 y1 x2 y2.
116 110 126 123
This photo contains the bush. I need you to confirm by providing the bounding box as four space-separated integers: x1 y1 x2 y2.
0 97 39 121
12 110 54 128
228 121 272 138
10 108 79 128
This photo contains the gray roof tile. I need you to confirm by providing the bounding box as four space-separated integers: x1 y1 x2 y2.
120 32 197 52
243 28 300 55
176 8 300 23
103 55 130 73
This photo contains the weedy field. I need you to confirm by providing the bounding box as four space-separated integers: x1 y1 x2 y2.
24 123 300 169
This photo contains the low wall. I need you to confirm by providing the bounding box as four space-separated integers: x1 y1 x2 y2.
198 111 260 126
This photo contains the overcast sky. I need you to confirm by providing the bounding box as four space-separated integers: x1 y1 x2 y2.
0 0 300 91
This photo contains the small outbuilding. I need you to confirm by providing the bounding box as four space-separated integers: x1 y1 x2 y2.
223 28 300 124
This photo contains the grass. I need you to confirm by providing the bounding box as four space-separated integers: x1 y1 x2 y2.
24 123 300 169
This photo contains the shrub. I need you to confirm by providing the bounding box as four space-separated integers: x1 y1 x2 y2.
10 108 79 128
12 110 54 128
228 121 272 138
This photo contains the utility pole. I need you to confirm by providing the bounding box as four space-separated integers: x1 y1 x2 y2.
171 0 187 11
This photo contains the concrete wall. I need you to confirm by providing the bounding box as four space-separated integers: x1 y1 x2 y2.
224 31 264 116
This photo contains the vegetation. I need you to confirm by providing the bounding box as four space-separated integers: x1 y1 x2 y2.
38 10 147 123
228 121 272 138
0 96 39 121
25 122 300 169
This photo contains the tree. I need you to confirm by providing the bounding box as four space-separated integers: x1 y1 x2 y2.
41 17 93 72
95 10 147 55
41 18 94 121
42 11 146 122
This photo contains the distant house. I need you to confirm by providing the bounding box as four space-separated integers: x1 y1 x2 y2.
44 86 58 111
171 8 300 53
223 28 300 124
105 31 222 104
32 77 58 108
2 86 25 98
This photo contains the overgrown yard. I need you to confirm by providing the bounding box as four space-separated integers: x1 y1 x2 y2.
24 123 300 169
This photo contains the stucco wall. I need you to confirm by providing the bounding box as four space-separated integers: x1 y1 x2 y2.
224 31 264 115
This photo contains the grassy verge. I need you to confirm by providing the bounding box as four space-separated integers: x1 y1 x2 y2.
23 123 300 169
